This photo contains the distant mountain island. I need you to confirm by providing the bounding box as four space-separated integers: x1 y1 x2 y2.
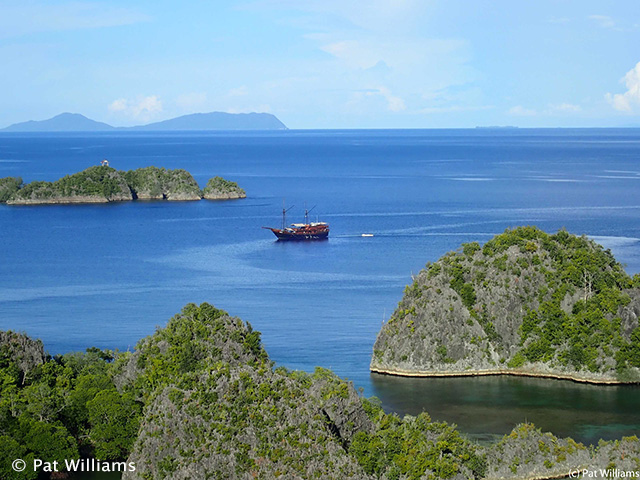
1 112 287 132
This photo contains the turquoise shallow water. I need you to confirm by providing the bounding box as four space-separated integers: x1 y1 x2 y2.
1 129 640 454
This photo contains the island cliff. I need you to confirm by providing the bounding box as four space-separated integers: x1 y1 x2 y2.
371 227 640 384
1 166 245 205
122 166 201 201
202 175 246 200
1 303 639 480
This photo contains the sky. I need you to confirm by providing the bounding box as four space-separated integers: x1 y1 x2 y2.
1 0 640 129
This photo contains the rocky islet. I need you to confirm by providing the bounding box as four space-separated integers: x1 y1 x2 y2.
0 166 246 205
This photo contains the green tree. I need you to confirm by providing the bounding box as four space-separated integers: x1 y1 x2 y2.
87 390 141 459
0 435 37 480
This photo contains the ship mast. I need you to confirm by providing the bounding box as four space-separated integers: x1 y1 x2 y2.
282 200 294 229
305 205 316 225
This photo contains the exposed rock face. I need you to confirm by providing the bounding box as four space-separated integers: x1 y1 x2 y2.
0 331 46 384
123 167 165 200
124 370 373 479
156 168 201 201
123 167 202 201
163 191 201 201
117 303 373 480
203 190 245 200
371 227 640 384
202 176 246 200
483 424 640 480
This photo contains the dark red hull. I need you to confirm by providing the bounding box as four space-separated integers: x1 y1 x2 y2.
263 225 329 241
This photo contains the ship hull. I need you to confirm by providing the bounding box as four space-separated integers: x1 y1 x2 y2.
263 227 329 242
267 228 329 241
263 209 329 241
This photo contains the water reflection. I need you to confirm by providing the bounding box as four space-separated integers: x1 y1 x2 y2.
371 373 640 445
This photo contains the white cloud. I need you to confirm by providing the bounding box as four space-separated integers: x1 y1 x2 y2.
241 0 478 125
108 95 163 121
108 99 128 112
589 15 615 29
348 87 406 112
0 1 150 39
508 105 537 116
606 62 640 112
374 87 406 112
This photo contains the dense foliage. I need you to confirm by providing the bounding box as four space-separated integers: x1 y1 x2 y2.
3 301 639 479
480 227 639 376
5 166 132 202
0 333 141 480
374 226 640 382
202 176 246 198
122 166 166 199
55 166 130 198
122 166 201 200
350 406 487 479
0 177 22 202
1 167 244 203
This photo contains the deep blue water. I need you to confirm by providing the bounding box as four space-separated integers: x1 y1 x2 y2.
1 129 640 446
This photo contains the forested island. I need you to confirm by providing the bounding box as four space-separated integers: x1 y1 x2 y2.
0 166 246 205
371 227 640 384
1 303 639 480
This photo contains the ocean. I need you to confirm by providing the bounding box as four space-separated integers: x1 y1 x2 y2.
1 128 640 447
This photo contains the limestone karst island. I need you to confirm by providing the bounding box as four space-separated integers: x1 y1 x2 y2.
371 226 640 384
0 165 246 205
2 302 639 480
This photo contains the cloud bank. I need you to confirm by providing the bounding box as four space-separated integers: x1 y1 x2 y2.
606 62 640 113
108 96 163 122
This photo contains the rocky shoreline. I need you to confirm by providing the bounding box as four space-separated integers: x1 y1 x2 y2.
370 365 634 385
7 195 114 205
202 190 246 200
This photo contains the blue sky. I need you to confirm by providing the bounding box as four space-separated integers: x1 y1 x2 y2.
1 0 640 128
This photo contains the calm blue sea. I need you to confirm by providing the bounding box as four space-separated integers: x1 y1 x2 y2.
1 129 640 445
